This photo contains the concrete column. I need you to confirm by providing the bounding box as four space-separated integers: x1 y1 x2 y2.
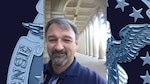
79 32 84 54
89 23 94 56
93 17 100 58
97 13 107 59
92 19 99 58
77 34 81 53
78 33 81 53
51 12 64 18
87 25 91 56
81 32 84 54
44 0 51 63
83 30 86 55
50 0 69 18
86 27 89 55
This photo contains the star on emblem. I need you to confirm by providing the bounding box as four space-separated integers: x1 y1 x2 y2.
129 7 144 22
115 0 129 12
140 51 150 66
140 70 150 84
35 71 43 84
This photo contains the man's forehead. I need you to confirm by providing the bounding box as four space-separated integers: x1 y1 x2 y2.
47 24 75 38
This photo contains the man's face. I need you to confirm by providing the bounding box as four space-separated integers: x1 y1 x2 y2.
46 23 78 67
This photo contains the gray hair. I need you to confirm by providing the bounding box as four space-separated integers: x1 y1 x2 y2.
45 17 79 40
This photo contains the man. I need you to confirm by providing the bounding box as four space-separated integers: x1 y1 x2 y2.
44 17 106 84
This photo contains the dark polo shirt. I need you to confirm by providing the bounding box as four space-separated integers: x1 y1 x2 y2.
44 57 106 84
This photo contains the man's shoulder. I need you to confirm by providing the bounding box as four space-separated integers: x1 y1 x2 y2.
79 63 100 77
77 62 106 83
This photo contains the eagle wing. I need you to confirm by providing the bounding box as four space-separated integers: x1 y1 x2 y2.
118 24 150 63
107 24 150 84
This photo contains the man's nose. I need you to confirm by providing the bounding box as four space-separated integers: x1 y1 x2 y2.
54 40 64 51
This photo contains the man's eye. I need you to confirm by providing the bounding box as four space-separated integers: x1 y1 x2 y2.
64 39 71 42
48 39 56 42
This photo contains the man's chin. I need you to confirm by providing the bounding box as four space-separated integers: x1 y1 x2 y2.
53 58 68 67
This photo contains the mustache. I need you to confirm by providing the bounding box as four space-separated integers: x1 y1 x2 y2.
52 50 67 54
